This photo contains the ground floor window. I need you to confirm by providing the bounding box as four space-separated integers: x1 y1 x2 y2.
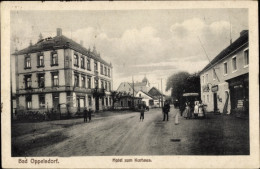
26 95 32 109
102 97 105 106
88 95 92 106
106 97 108 106
52 93 59 110
39 94 45 108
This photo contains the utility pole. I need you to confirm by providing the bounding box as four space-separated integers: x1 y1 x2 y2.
132 75 135 109
161 78 163 109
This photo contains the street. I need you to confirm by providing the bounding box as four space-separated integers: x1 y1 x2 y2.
12 106 249 156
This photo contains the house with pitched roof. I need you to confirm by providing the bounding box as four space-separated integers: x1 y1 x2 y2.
13 28 113 117
148 87 165 107
135 90 155 108
199 30 249 116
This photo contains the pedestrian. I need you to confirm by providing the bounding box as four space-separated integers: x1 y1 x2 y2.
88 108 92 122
174 110 179 125
140 105 145 122
183 102 191 119
83 107 88 122
194 101 199 119
198 100 204 118
163 100 170 121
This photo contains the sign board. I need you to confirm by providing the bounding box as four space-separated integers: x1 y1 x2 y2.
211 85 218 92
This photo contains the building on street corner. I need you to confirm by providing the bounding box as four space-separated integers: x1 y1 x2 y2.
199 30 249 116
13 28 113 117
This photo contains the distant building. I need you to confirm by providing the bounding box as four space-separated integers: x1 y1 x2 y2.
148 87 165 107
199 30 249 115
117 76 151 95
13 28 113 117
136 91 155 108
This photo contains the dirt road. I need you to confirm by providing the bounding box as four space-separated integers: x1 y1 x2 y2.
12 107 249 156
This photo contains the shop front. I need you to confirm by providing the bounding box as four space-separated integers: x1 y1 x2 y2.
227 73 249 116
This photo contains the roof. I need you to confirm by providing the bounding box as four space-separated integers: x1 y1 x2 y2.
13 35 111 67
131 82 147 87
137 90 156 100
200 30 248 74
148 87 164 96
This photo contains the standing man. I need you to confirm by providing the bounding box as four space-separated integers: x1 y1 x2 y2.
140 105 145 122
83 107 88 123
163 100 170 121
88 108 93 122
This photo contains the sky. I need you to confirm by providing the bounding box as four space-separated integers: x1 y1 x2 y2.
11 9 248 95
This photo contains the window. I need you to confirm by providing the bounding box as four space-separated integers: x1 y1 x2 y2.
106 98 108 106
101 64 104 74
109 98 112 106
74 54 79 67
37 54 44 67
205 74 208 83
74 74 79 87
108 68 110 77
51 52 58 66
81 76 85 88
108 82 111 91
244 49 249 66
38 73 45 88
232 56 237 72
105 82 108 90
52 72 59 87
88 95 92 106
104 67 107 76
39 94 45 108
81 56 85 69
95 79 99 88
101 81 104 89
87 59 91 70
139 94 141 97
94 61 98 71
24 75 32 89
213 70 216 80
26 95 32 109
24 55 31 69
224 62 228 75
87 77 91 89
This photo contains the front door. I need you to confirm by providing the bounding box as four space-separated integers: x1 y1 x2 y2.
95 97 99 111
213 93 218 111
53 94 59 111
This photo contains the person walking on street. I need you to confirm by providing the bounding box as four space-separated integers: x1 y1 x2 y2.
163 100 170 121
88 108 92 122
194 101 199 119
140 105 145 122
83 107 88 122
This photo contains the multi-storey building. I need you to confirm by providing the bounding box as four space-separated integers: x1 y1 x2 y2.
199 30 249 115
13 28 113 116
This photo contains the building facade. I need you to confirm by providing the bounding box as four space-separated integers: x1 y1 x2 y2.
13 28 113 116
199 30 249 115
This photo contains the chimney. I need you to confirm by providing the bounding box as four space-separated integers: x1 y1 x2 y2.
80 40 83 46
57 28 62 36
30 40 32 46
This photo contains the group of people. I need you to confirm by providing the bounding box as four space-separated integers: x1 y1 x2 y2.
139 100 171 122
83 108 93 123
183 100 205 119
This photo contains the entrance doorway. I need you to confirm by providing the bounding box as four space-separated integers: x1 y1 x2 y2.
95 97 99 111
213 93 218 112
